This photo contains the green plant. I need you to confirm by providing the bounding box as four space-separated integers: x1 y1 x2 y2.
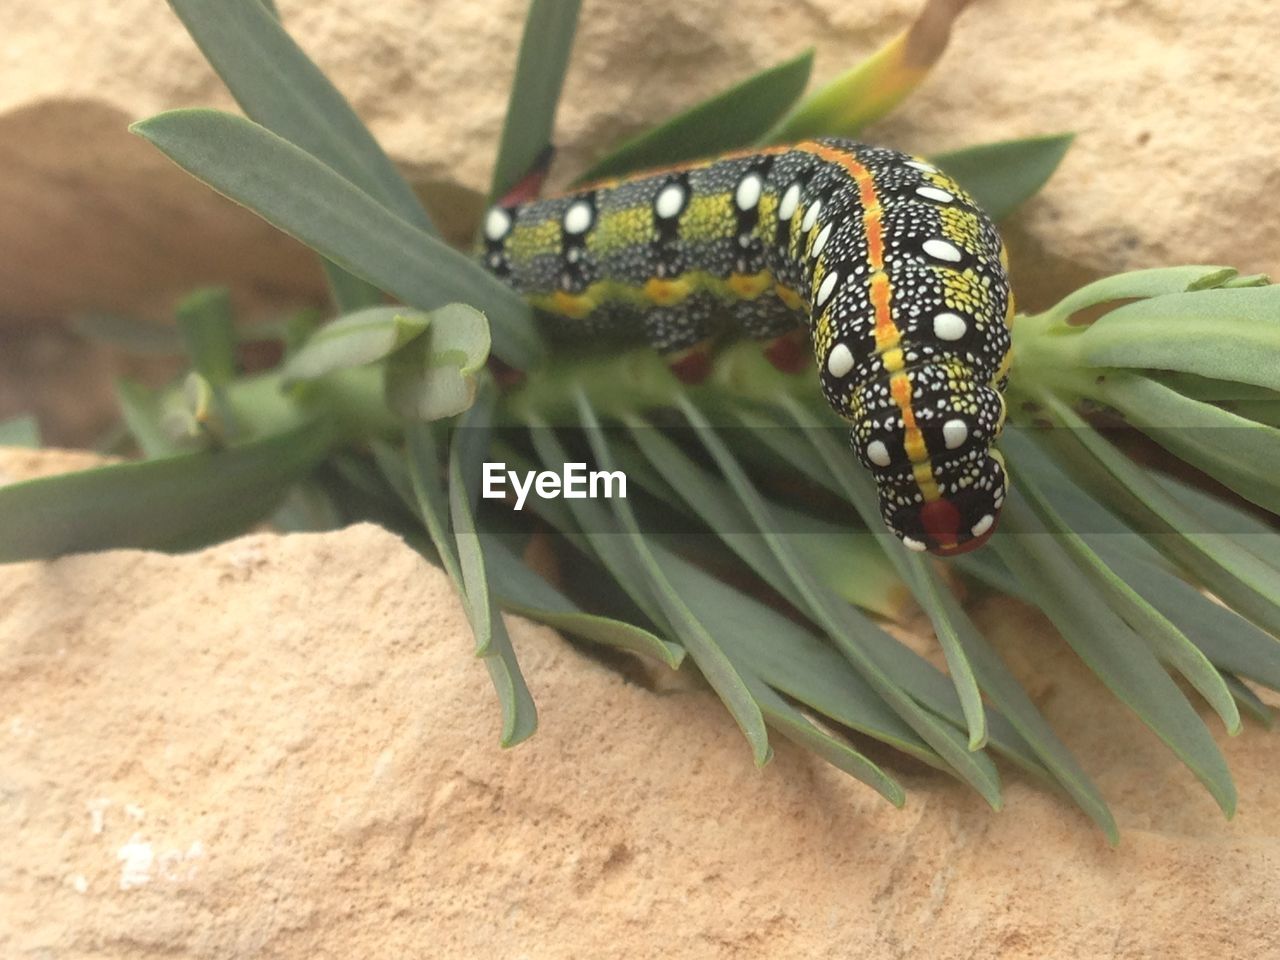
2 0 1277 844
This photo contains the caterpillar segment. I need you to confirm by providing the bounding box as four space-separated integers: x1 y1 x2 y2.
480 138 1013 555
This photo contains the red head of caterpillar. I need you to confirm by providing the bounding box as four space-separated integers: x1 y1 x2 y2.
480 138 1013 555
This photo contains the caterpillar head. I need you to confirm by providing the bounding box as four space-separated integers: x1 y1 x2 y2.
848 375 1009 557
875 450 1007 556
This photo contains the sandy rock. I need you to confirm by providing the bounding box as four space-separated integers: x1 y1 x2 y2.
0 446 1275 958
1 0 1277 325
0 445 120 484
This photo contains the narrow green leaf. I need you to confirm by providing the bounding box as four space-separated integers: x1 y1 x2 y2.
918 560 1118 841
490 0 581 200
548 399 773 766
450 392 537 744
775 400 988 751
405 421 464 584
994 491 1237 817
1033 394 1280 640
1010 452 1241 735
1097 375 1280 516
621 414 976 754
166 0 434 232
775 401 1125 832
114 379 190 458
1152 473 1280 573
1044 266 1235 324
931 133 1075 222
283 306 433 383
385 304 491 422
478 616 539 748
404 417 537 747
1075 286 1280 392
767 0 973 142
481 533 684 668
1100 550 1280 694
0 420 332 561
677 398 1003 803
654 547 937 765
449 386 496 654
168 0 432 306
0 415 40 449
132 109 544 370
622 414 904 618
753 680 906 807
175 287 238 386
1223 675 1273 729
578 50 813 183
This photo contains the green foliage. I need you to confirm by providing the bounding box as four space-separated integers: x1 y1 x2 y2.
931 134 1076 222
577 50 814 183
766 0 974 142
133 110 544 371
490 0 582 200
2 0 1274 842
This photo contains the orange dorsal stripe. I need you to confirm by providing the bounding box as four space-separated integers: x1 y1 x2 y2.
797 141 938 499
795 141 897 353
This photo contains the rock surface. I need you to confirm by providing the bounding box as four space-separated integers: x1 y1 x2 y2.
1 450 1277 958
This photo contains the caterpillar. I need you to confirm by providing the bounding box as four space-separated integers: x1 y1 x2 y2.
480 138 1013 555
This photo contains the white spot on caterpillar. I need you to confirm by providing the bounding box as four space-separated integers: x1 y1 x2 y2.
484 207 512 241
933 312 967 341
735 173 763 211
815 270 838 307
902 535 929 552
563 200 593 235
778 182 801 221
916 186 954 203
971 514 995 538
905 159 938 173
827 342 855 378
801 199 822 233
923 238 963 263
867 440 892 467
943 418 969 449
654 183 686 220
811 222 832 258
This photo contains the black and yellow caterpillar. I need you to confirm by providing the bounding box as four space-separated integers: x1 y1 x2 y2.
480 138 1013 555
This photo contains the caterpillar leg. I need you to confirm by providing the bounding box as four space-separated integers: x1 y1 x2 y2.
494 144 556 207
488 354 526 389
666 339 715 385
646 294 722 385
762 327 810 375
